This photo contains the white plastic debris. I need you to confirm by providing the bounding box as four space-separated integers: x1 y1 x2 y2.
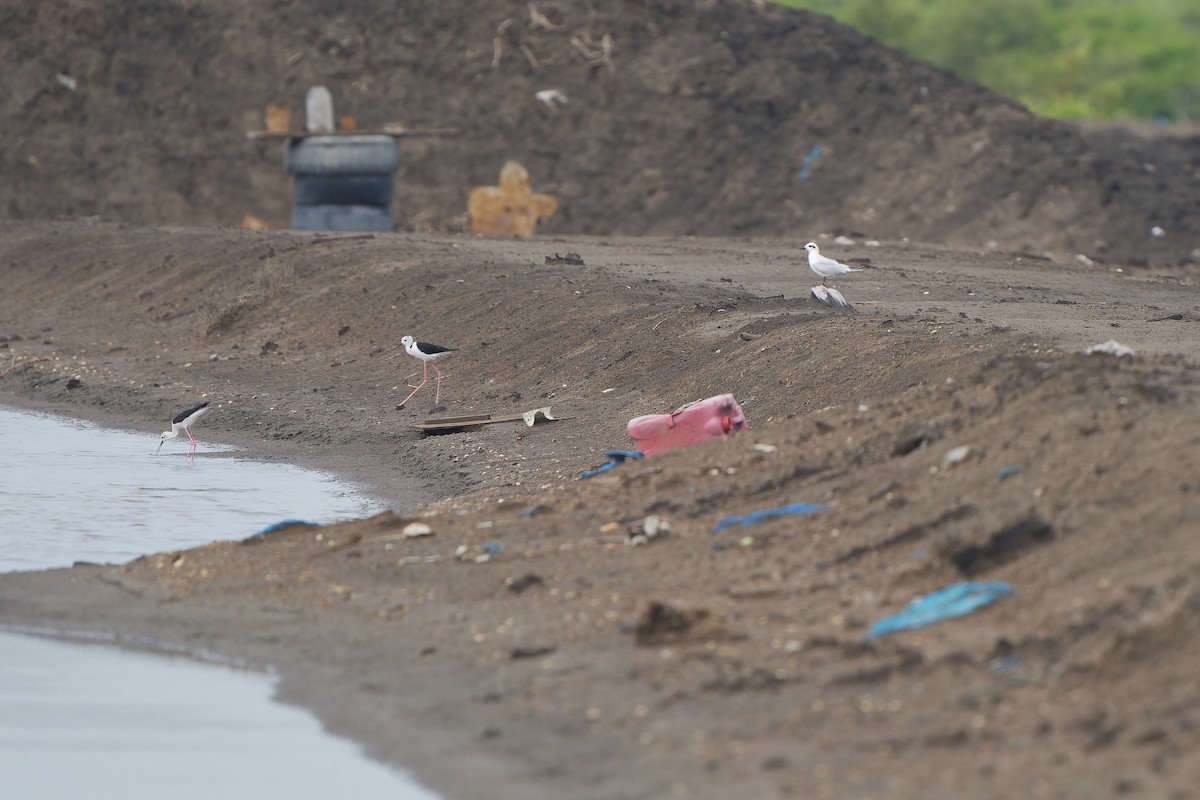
535 89 568 108
643 515 668 538
1150 226 1165 238
833 235 856 246
402 522 433 538
941 445 972 470
55 73 77 92
399 554 442 565
752 443 778 453
1085 340 1135 358
626 515 671 546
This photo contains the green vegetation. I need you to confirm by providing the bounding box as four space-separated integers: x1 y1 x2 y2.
777 0 1200 121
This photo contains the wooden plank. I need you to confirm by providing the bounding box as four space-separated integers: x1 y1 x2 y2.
414 419 489 435
420 414 493 426
413 407 566 434
481 412 537 425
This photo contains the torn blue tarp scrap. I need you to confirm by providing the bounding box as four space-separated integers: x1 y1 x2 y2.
993 654 1022 675
246 519 318 539
866 581 1015 640
579 450 643 480
710 501 827 533
997 465 1022 482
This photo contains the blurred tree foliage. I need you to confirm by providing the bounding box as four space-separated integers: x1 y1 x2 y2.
779 0 1200 121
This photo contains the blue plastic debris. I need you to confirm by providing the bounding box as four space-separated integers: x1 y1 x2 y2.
992 654 1022 675
710 501 827 533
997 466 1022 482
579 450 643 479
866 581 1015 640
797 144 822 182
482 541 504 556
246 519 317 539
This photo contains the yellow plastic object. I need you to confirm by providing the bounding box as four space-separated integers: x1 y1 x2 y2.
468 161 557 236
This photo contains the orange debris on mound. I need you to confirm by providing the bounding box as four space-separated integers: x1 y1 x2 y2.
468 161 557 237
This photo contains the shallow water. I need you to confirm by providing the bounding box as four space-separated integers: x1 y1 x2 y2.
0 632 438 800
0 407 437 799
0 406 382 572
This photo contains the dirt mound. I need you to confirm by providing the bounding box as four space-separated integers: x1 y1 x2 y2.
3 220 1200 798
3 0 1197 266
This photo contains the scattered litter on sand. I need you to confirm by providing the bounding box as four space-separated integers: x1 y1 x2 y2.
579 450 643 479
866 582 1015 639
244 519 317 540
1085 339 1135 357
628 394 748 456
711 502 827 533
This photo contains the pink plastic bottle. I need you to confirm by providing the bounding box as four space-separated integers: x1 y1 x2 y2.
627 394 748 456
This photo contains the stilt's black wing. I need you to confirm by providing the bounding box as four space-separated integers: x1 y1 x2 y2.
173 401 210 424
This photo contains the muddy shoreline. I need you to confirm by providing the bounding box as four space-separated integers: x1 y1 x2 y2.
3 220 1200 798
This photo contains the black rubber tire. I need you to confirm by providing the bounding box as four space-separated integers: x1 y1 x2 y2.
284 135 399 175
292 174 395 206
290 204 393 232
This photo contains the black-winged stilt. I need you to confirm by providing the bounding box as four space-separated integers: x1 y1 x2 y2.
398 335 455 407
157 401 210 455
804 242 862 285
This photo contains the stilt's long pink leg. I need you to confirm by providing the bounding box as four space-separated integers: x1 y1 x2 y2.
400 362 430 407
432 363 444 404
